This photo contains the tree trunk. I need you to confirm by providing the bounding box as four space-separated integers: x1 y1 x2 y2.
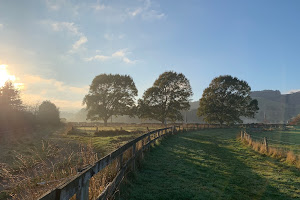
219 121 223 128
161 119 167 127
104 118 108 126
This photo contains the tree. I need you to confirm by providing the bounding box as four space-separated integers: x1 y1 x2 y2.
289 114 300 125
197 75 259 125
0 81 37 131
0 81 23 111
83 74 138 126
37 101 60 125
138 71 193 124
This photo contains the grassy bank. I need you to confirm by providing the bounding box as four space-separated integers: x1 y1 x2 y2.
119 129 300 200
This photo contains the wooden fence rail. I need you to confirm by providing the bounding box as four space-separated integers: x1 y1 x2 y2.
39 124 223 200
38 126 179 200
240 131 268 151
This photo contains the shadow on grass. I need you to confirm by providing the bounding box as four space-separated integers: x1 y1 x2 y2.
118 129 299 200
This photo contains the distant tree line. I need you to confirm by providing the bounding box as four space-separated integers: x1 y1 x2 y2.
0 81 61 136
84 72 259 126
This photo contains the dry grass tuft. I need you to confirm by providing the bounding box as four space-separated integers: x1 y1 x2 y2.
240 132 299 169
286 151 297 164
0 140 116 200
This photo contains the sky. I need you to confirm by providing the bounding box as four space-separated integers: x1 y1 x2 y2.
0 0 300 112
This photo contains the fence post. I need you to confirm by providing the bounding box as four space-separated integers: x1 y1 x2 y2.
76 180 89 200
117 153 123 171
148 134 151 143
141 139 144 159
263 137 268 152
132 143 136 171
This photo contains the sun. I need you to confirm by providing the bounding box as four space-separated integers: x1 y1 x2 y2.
0 64 17 87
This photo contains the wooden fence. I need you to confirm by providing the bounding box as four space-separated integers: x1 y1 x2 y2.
240 131 268 151
38 126 180 200
38 124 224 200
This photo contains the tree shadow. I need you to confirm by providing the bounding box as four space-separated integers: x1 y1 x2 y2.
119 130 299 200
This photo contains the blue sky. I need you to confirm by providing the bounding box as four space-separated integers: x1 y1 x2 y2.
0 0 300 111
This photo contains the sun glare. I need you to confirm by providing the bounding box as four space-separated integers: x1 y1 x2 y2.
0 64 23 89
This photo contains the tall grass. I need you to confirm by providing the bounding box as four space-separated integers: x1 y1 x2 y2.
0 139 123 200
239 132 300 169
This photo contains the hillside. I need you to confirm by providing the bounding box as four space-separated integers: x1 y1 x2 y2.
251 90 300 123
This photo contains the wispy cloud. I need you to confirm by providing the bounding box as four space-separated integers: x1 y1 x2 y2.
0 24 3 29
51 22 80 35
285 89 300 94
127 0 165 20
50 21 87 53
45 0 61 10
23 74 88 95
72 36 88 51
45 0 79 15
92 2 107 11
129 7 143 17
104 33 125 40
21 74 88 111
85 49 137 64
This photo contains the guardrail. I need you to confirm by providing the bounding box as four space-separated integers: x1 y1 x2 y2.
39 126 179 200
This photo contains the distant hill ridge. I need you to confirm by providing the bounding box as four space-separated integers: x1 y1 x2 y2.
251 90 300 105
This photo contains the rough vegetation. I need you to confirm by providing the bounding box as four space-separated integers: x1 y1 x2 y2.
240 128 300 169
0 124 161 199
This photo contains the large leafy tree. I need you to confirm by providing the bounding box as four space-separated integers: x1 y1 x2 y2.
138 71 193 124
37 101 60 125
197 75 259 125
83 74 138 126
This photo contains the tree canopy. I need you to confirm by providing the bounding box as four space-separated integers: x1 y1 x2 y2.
138 71 193 124
289 114 300 126
0 81 23 111
83 74 138 126
0 81 37 131
37 100 60 125
197 75 259 125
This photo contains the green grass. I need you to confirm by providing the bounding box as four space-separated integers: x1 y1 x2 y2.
247 127 300 154
119 129 300 200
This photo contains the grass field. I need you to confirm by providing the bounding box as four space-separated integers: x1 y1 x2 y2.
119 129 300 200
0 124 163 199
246 126 300 154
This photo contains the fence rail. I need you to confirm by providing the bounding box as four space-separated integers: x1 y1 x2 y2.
39 126 178 200
38 124 225 200
240 131 300 154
